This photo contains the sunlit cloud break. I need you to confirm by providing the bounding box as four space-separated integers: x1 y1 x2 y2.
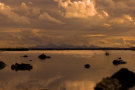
55 0 98 18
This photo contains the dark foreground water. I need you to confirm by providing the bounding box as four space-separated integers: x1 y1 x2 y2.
0 50 135 90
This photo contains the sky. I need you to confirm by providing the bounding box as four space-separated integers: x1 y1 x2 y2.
0 0 135 48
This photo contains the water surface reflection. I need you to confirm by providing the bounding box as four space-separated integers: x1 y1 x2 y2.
0 50 134 90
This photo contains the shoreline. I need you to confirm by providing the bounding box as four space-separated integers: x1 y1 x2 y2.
0 48 135 51
1 48 135 51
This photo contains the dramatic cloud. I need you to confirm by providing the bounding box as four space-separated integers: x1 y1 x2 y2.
55 0 108 18
39 12 64 24
109 14 135 25
0 0 135 48
0 2 30 24
20 2 41 16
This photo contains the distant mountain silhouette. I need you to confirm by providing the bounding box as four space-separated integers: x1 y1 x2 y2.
30 44 135 50
1 45 135 51
30 43 100 49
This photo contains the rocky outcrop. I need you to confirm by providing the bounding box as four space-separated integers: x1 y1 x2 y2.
94 68 135 90
11 63 33 71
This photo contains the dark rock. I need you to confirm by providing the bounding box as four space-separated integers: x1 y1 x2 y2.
38 54 51 60
105 52 109 56
94 77 121 90
84 64 90 69
113 59 127 65
29 60 32 61
0 61 6 70
11 63 33 71
118 57 122 59
111 68 135 90
94 68 135 90
23 55 28 57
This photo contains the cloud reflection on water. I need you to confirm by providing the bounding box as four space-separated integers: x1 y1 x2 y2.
0 50 134 90
59 81 95 90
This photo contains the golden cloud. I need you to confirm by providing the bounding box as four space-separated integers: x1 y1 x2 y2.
55 0 109 18
85 34 106 37
0 2 30 24
39 12 64 24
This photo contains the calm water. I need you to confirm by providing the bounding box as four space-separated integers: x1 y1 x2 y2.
0 50 135 90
